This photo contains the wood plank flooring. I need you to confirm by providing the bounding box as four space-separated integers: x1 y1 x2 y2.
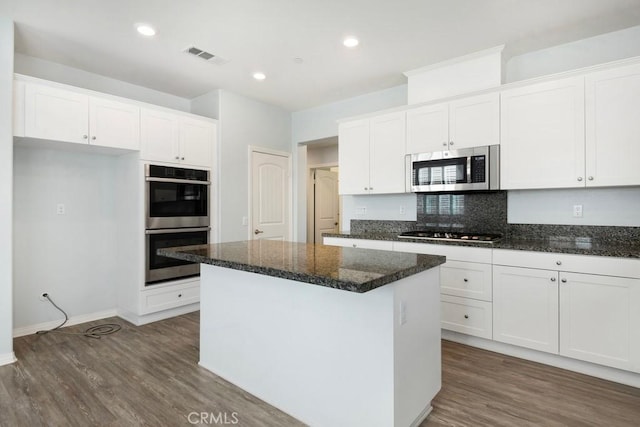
1 312 639 426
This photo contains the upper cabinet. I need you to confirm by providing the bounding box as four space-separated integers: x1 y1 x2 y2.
585 62 640 187
140 109 216 168
406 92 499 154
21 81 140 151
500 76 585 190
338 112 406 195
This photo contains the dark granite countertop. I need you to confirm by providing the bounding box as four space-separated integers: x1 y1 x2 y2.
158 240 446 293
323 232 640 259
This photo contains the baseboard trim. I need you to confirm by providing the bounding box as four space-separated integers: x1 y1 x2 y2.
117 303 199 326
13 309 119 338
442 330 640 389
0 352 16 366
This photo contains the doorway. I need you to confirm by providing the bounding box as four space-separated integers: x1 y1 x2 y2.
249 147 292 241
308 167 340 243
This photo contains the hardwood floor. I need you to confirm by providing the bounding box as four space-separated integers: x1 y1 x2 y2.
1 312 639 426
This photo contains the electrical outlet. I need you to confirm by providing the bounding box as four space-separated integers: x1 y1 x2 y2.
242 216 248 226
399 205 405 215
355 207 366 215
399 301 407 325
39 292 48 302
573 205 583 218
56 203 65 215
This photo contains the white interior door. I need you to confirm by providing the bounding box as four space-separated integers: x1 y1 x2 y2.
314 169 339 243
251 150 291 241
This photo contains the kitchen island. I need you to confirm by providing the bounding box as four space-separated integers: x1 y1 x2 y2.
159 240 445 427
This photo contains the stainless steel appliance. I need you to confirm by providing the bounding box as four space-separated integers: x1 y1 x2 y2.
397 230 502 244
408 145 499 193
145 164 210 229
145 164 211 285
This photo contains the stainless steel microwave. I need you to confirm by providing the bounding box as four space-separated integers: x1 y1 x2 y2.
408 145 500 192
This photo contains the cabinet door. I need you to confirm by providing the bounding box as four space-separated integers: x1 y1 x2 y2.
441 295 493 339
338 119 370 195
440 260 492 301
493 266 559 353
500 76 585 189
448 92 500 150
405 103 448 154
140 108 180 163
586 63 640 187
89 97 140 150
369 112 406 194
24 83 89 144
559 273 640 373
179 117 215 168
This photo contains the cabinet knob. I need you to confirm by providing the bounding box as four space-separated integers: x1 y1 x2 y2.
91 136 96 140
561 278 567 283
577 177 583 182
181 157 185 160
588 176 594 181
369 187 373 190
464 314 469 319
352 244 357 248
83 135 88 139
364 187 368 190
175 156 180 160
556 261 562 266
442 142 447 146
550 277 557 282
463 278 468 282
449 141 454 146
178 293 182 298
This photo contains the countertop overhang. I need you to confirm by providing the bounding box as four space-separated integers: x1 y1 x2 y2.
158 240 445 293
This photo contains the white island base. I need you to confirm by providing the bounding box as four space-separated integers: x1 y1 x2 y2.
199 264 442 427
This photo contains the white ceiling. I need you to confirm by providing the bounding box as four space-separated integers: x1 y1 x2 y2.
4 0 640 111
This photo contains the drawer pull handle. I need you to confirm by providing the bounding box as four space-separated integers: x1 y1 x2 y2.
178 294 182 298
464 314 469 319
561 278 567 283
556 261 562 266
352 244 357 248
463 278 468 282
551 277 556 282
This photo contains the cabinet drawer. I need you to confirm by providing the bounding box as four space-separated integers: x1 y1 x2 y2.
141 284 199 314
493 249 640 279
393 241 492 263
441 261 492 301
441 295 492 339
323 237 393 251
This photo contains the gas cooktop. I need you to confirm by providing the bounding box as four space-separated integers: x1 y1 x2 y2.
397 230 502 244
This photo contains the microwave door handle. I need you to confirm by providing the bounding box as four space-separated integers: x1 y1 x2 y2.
146 177 211 185
467 156 472 183
145 227 211 235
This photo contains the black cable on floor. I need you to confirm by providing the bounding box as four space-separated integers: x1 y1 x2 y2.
36 293 121 339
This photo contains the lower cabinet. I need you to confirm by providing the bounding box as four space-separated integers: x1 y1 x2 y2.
493 264 640 373
441 295 492 339
322 237 393 251
140 281 200 315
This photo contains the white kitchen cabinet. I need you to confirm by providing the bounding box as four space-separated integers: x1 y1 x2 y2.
406 92 499 154
493 265 559 353
322 237 393 251
500 76 585 189
140 282 200 315
440 260 492 302
441 294 493 339
585 62 640 187
338 112 405 195
559 272 640 373
140 108 216 168
22 81 140 150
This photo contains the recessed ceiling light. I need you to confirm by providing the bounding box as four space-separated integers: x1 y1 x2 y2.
253 72 266 81
343 37 359 48
136 24 156 37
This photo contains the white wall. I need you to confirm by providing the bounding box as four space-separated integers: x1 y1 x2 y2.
212 90 291 242
15 53 191 111
0 18 14 364
307 144 338 166
293 85 408 239
508 188 640 227
341 194 417 231
13 146 118 329
506 25 640 83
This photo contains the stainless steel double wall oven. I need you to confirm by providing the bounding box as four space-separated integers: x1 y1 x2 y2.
145 164 210 285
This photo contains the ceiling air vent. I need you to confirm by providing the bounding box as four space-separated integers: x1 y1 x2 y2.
184 46 229 65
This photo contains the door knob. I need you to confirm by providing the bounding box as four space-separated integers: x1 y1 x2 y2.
254 229 264 235
91 136 96 140
334 222 338 226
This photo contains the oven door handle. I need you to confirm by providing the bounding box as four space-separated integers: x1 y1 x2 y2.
145 227 211 235
146 177 211 185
